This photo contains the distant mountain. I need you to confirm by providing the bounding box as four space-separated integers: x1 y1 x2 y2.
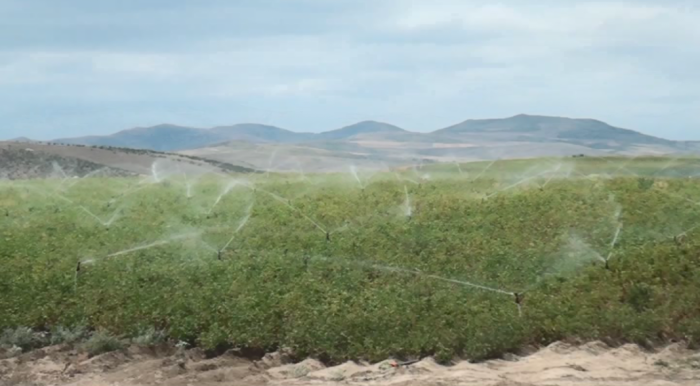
54 123 310 151
315 121 407 140
434 114 673 148
9 137 37 143
54 124 213 151
55 121 405 150
50 115 697 171
209 124 314 143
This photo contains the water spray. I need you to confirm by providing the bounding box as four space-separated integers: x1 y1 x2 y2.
454 161 464 176
401 185 413 219
105 231 201 259
604 222 623 270
472 160 496 182
54 193 122 227
485 170 550 200
350 165 364 190
208 180 242 215
256 188 329 239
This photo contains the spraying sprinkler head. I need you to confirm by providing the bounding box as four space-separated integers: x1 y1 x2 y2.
513 292 525 317
325 231 331 242
604 259 610 270
76 261 82 273
217 250 223 261
513 292 524 305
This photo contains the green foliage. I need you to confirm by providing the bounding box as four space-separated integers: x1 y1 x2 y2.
637 177 655 191
626 284 654 313
1 156 700 362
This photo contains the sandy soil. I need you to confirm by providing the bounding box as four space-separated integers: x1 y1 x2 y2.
2 341 699 386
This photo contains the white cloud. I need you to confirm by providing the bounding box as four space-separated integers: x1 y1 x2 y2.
0 0 698 140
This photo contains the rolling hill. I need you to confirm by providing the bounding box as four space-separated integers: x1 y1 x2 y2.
0 141 257 180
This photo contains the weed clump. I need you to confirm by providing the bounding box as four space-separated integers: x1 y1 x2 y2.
82 331 124 357
132 327 168 347
50 325 89 346
0 327 47 353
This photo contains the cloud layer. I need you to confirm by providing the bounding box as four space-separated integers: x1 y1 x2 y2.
1 0 698 140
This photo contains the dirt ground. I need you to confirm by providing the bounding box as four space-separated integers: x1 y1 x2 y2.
2 341 699 386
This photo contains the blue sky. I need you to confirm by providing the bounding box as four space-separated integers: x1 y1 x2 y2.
1 0 699 140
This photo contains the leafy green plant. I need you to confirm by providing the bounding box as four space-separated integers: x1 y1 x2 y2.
1 156 700 362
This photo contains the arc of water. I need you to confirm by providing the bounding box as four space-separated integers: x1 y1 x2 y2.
54 194 122 226
422 273 514 295
672 224 700 240
220 210 253 253
613 155 641 175
472 160 496 182
265 148 279 178
605 223 623 262
403 185 412 217
52 161 68 179
349 165 364 188
599 157 639 176
151 162 161 183
454 161 464 176
540 164 562 189
105 232 200 259
652 157 679 176
65 168 107 190
257 188 327 235
485 170 550 199
319 256 514 297
208 180 242 215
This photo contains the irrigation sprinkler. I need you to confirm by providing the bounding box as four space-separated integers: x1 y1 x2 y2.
513 292 525 317
74 261 82 291
326 231 331 242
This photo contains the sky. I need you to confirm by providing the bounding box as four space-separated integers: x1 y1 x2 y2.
1 0 699 140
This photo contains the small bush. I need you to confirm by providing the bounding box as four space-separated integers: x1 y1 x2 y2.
50 325 89 346
132 327 168 347
0 327 47 352
637 178 654 191
82 331 124 357
627 284 654 313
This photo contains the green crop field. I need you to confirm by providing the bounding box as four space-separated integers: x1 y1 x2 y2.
2 156 700 362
